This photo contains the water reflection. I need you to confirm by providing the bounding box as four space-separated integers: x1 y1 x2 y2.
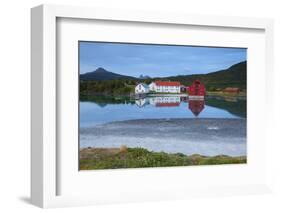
189 100 205 116
135 96 206 117
80 95 246 156
80 94 247 127
136 96 181 108
205 96 246 118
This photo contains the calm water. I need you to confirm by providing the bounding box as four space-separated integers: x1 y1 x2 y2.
80 95 246 128
79 95 247 156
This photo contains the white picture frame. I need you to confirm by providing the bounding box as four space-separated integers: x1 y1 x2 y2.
31 4 274 208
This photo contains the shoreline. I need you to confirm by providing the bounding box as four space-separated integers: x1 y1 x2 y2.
206 91 246 98
81 91 246 98
80 147 246 170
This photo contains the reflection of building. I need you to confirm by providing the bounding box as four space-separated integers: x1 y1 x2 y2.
156 102 180 107
224 87 240 94
135 96 181 108
188 80 205 98
135 83 149 94
188 100 205 116
149 96 181 106
135 95 206 117
224 97 238 102
149 81 181 93
135 98 149 107
180 96 188 102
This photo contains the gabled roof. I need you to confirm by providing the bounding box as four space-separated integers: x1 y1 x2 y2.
154 81 181 86
137 83 149 89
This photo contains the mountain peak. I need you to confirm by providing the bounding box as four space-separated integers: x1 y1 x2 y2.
94 67 108 73
80 67 136 81
139 74 151 79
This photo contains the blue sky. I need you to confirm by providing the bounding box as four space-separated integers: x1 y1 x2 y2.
79 41 247 77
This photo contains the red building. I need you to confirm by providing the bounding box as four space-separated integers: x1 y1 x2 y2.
187 80 206 97
224 87 240 94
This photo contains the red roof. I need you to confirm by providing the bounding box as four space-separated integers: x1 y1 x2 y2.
156 102 180 107
155 81 180 87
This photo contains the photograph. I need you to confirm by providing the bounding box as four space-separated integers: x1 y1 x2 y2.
79 41 247 170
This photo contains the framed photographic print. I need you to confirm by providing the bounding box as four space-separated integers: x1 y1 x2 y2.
78 42 247 170
31 4 274 208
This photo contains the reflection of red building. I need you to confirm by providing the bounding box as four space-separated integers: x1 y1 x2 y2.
156 102 180 107
188 80 205 97
188 100 205 116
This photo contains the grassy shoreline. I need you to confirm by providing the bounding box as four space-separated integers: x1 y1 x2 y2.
80 147 246 170
206 91 246 98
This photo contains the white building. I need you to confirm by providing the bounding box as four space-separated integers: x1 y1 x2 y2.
135 83 150 94
149 81 181 93
149 82 156 91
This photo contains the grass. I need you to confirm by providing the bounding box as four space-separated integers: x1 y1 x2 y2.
79 147 246 170
206 91 246 97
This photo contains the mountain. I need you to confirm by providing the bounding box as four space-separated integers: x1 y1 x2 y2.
139 74 151 79
80 67 136 81
80 62 246 88
159 61 247 90
80 61 247 96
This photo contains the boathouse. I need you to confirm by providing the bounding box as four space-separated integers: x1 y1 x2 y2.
224 87 240 94
188 80 206 98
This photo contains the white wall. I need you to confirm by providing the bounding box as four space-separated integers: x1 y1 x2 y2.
149 82 156 91
135 84 149 93
156 86 180 93
0 0 281 212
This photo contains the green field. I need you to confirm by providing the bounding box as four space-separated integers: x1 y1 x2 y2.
80 147 246 170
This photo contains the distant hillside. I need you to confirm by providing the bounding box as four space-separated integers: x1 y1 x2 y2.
158 61 247 90
80 67 136 81
80 62 246 90
80 61 247 96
